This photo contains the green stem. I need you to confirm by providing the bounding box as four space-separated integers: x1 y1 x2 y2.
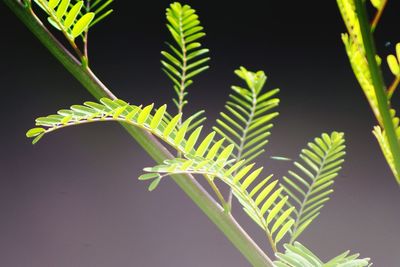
355 0 400 182
228 86 258 208
4 0 275 265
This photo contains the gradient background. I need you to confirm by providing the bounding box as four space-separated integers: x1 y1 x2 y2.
1 1 400 266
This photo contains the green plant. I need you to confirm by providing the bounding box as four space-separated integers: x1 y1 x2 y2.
338 0 400 184
6 0 372 266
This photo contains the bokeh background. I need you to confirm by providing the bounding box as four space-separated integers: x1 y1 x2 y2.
1 0 400 266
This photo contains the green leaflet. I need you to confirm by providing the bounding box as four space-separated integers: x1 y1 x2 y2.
370 0 383 9
64 1 83 29
274 242 371 267
386 43 400 77
48 0 60 9
281 132 346 243
26 127 45 138
71 13 95 38
56 0 69 19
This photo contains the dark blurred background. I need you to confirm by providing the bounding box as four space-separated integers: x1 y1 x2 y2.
1 0 400 266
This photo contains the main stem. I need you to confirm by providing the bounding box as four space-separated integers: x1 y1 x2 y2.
355 0 400 182
4 0 275 266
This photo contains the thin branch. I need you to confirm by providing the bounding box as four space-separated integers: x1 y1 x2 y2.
371 0 388 33
388 76 400 99
4 0 276 265
83 0 91 65
205 177 229 211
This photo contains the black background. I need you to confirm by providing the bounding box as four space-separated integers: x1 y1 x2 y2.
1 1 400 266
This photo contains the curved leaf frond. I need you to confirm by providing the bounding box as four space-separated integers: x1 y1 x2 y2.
213 67 279 165
161 2 210 115
33 0 95 41
26 98 203 153
274 242 371 267
142 154 294 251
281 132 346 243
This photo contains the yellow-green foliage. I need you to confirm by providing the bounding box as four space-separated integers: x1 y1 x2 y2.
373 110 400 183
338 0 400 184
274 242 370 267
338 0 381 123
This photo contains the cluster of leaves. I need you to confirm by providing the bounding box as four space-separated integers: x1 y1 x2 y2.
34 0 96 41
33 0 114 35
337 0 400 184
275 242 371 267
24 1 372 265
25 96 347 253
32 0 113 64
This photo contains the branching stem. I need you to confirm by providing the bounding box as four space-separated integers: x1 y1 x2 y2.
356 0 400 183
4 0 275 265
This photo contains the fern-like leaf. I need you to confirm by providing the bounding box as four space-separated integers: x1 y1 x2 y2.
274 242 371 267
281 132 346 243
27 98 294 251
33 0 95 41
161 2 210 115
142 154 294 251
213 67 279 165
26 98 203 153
